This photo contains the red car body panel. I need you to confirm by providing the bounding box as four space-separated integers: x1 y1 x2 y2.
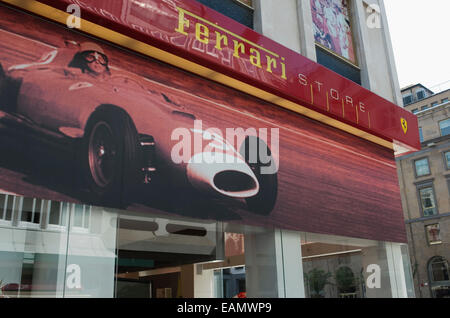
5 46 263 200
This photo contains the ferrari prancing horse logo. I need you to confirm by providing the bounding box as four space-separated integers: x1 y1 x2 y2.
401 118 408 134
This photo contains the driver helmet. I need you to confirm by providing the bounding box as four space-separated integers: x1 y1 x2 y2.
69 42 110 75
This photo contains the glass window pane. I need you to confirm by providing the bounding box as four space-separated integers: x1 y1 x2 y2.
73 204 84 227
0 194 5 220
61 202 69 226
49 201 61 225
439 119 450 136
400 244 416 298
403 95 412 105
33 199 42 224
195 0 254 29
21 197 34 223
5 195 13 221
83 206 91 229
213 270 224 298
415 158 430 176
417 91 424 100
301 234 398 298
419 187 437 216
0 195 71 298
431 258 449 282
419 127 423 142
445 152 450 169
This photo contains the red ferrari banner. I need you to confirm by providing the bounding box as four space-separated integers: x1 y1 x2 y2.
0 2 407 242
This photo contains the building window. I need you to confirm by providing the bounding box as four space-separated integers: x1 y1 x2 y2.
419 127 424 143
412 108 419 114
444 151 450 169
0 193 14 222
20 197 44 225
439 119 450 136
429 257 449 281
403 94 413 106
431 102 439 107
311 0 361 84
421 105 429 111
72 204 91 232
414 158 430 177
425 224 442 245
418 186 438 217
311 0 357 64
428 256 450 298
48 201 69 227
316 47 361 84
416 90 425 100
442 98 449 104
195 0 254 29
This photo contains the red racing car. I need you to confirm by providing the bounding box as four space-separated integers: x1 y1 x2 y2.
0 41 277 215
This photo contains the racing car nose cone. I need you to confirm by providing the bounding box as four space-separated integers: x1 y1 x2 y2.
187 152 259 199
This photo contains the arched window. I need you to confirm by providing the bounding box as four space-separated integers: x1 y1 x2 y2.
429 257 449 282
428 256 450 298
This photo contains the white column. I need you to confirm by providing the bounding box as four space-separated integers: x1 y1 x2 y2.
254 0 302 53
194 265 215 298
378 0 404 106
385 242 408 298
244 228 304 298
296 0 317 60
351 0 373 91
280 230 305 298
351 0 401 104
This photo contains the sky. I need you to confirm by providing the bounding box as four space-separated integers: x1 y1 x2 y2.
384 0 450 93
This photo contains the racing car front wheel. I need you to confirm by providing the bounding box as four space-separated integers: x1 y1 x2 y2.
81 107 141 208
240 136 278 216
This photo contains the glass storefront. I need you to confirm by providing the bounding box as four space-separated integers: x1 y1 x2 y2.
0 194 117 297
301 233 415 298
0 193 414 298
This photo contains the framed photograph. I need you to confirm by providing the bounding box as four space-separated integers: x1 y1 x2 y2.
311 0 357 65
426 224 442 245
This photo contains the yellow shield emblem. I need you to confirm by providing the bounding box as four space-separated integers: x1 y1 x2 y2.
401 118 408 134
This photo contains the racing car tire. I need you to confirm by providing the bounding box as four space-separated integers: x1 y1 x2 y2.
0 63 4 109
240 136 278 216
81 107 141 208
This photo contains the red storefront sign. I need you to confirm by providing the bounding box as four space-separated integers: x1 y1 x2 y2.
3 0 420 153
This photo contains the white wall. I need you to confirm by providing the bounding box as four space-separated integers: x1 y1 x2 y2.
194 265 215 298
254 0 302 53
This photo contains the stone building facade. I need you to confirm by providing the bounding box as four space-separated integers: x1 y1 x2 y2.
398 85 450 298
